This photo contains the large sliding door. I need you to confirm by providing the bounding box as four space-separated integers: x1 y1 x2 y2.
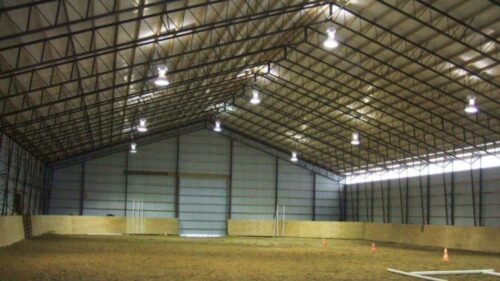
179 177 227 236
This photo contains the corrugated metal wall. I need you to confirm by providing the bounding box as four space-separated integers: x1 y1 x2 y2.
278 160 314 221
178 130 230 235
49 165 81 215
84 153 126 216
0 133 48 216
315 174 341 221
49 129 343 234
345 166 500 226
231 142 276 220
127 138 177 218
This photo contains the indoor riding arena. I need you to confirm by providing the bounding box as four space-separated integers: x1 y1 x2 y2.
0 0 499 280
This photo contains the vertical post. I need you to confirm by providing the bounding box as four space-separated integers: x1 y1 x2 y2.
442 168 449 225
274 157 279 213
418 172 425 225
364 182 369 222
343 183 348 221
470 165 477 226
175 136 180 218
27 159 37 215
398 176 404 224
405 176 409 224
12 147 23 214
79 162 85 216
479 159 483 226
450 168 455 225
387 179 391 223
380 181 386 223
426 172 431 224
226 139 233 235
356 184 360 221
350 185 355 221
2 139 14 216
312 173 316 221
21 152 31 215
40 165 47 214
45 168 54 214
124 151 129 216
370 181 374 222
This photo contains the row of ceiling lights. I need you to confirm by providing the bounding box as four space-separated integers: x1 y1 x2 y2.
130 25 480 158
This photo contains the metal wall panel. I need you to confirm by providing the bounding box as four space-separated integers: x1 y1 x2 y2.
128 138 177 171
84 152 126 216
179 177 227 236
49 164 81 215
49 129 343 226
231 141 276 220
315 174 341 221
482 168 500 226
127 175 175 217
345 166 500 226
179 130 230 175
278 159 314 221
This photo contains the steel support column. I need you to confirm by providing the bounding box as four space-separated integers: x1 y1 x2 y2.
79 162 85 216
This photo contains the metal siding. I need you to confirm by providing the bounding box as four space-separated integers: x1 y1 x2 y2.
127 175 177 218
128 137 177 171
315 174 340 221
49 164 81 215
482 167 500 226
278 159 314 221
231 142 276 220
179 177 227 236
83 152 126 216
179 130 230 175
346 166 500 226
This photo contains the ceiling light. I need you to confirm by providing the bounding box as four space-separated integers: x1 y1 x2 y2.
290 151 298 162
323 27 339 49
250 89 261 105
155 65 169 86
351 132 360 145
137 118 148 133
464 95 478 114
214 120 222 132
130 142 137 154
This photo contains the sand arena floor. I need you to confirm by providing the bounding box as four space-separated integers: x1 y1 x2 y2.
0 235 499 281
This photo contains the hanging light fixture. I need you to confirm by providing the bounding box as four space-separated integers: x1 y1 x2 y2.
464 95 478 114
351 132 360 145
154 65 169 86
137 118 148 133
250 89 261 105
323 27 339 49
130 142 137 154
290 151 298 162
213 120 222 132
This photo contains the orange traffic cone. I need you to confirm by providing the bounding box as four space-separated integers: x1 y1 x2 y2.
442 248 449 262
371 242 377 254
